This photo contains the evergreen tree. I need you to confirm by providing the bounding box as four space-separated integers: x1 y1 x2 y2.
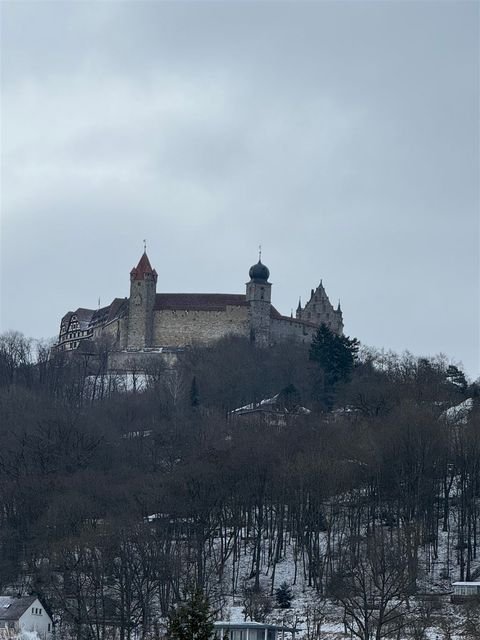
275 581 293 609
445 365 467 393
190 376 200 408
167 588 214 640
309 324 359 409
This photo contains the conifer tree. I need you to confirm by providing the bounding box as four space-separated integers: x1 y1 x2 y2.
445 365 467 393
309 324 359 409
167 588 214 640
190 376 200 408
275 581 293 609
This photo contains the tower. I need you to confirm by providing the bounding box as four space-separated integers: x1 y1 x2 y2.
127 252 158 349
246 258 272 346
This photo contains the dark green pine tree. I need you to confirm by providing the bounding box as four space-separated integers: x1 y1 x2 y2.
309 323 359 409
445 365 467 393
167 588 214 640
190 376 200 408
275 581 293 609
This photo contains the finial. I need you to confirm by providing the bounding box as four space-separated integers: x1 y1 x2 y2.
290 309 293 318
143 239 147 253
258 244 262 261
297 297 302 311
337 299 341 311
98 297 101 309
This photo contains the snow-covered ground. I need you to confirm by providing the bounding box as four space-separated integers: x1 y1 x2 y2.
210 505 480 640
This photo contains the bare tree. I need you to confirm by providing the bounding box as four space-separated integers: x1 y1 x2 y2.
330 531 414 640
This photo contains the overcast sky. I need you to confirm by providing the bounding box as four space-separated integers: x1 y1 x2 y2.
1 0 479 377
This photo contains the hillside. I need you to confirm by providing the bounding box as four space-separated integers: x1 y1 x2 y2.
0 330 478 639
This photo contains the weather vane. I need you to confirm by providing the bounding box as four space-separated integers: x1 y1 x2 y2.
143 239 147 252
258 244 262 261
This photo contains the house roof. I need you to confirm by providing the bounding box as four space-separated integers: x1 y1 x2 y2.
214 622 295 633
0 596 37 621
153 293 294 320
61 299 128 330
231 385 311 416
154 293 249 312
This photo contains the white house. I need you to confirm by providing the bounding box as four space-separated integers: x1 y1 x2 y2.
0 596 52 638
214 621 296 640
451 582 480 603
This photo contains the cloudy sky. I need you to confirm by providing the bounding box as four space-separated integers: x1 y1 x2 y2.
1 0 479 377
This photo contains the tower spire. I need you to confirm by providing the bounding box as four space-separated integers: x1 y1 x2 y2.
258 244 262 261
143 239 147 253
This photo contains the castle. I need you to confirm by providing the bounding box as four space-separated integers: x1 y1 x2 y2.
56 252 343 359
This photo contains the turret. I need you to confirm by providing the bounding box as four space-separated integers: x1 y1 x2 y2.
246 257 271 346
127 252 158 349
296 297 302 320
335 300 344 334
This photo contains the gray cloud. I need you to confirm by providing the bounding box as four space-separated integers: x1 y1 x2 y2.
1 0 478 376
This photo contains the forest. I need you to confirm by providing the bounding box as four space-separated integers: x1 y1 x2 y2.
0 328 478 640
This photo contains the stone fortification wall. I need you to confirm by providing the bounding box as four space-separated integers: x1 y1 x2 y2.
153 306 249 346
107 349 178 372
270 317 318 343
92 317 128 349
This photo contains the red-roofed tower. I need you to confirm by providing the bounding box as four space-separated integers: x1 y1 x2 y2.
127 252 158 349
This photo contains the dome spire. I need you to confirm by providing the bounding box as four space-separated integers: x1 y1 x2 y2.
248 249 270 282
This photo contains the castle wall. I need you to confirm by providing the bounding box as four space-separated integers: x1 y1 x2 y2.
153 306 250 346
92 317 128 348
107 349 178 372
270 317 318 343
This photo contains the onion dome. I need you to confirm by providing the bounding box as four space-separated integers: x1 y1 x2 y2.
249 260 270 282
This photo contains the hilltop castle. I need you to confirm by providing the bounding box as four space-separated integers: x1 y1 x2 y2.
56 252 343 359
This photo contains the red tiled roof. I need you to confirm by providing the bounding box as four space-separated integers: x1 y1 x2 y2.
130 252 158 281
154 293 248 311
